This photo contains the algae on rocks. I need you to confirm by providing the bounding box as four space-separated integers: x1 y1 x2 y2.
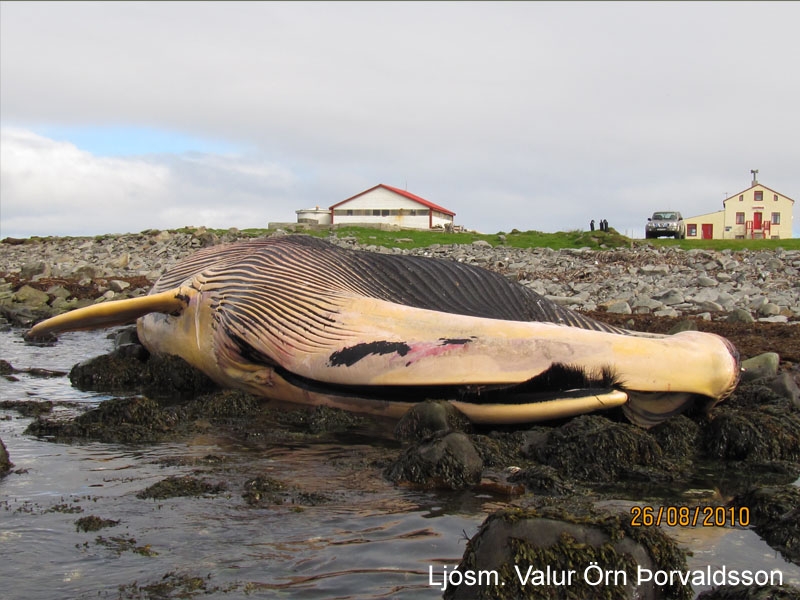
444 504 691 600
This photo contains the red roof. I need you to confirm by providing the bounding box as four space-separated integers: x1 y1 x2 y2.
330 184 455 216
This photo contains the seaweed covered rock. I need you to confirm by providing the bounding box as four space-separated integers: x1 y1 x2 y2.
185 389 262 422
275 404 367 434
730 485 800 565
242 475 330 507
528 415 670 482
69 346 217 398
507 464 580 496
649 415 701 464
136 475 227 500
394 400 471 441
697 585 800 599
385 431 482 490
701 379 800 463
444 505 691 600
25 396 181 443
471 431 530 469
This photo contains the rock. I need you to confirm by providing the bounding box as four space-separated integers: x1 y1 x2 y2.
26 396 179 444
506 464 579 496
46 285 71 300
109 280 131 293
530 415 668 482
394 400 471 441
443 505 691 600
727 308 755 324
136 475 226 499
13 285 50 308
109 253 130 269
701 398 800 463
758 302 782 317
769 372 800 408
698 586 800 600
729 485 800 565
71 264 98 280
759 315 789 323
653 289 685 306
741 353 780 383
384 432 483 490
606 300 632 314
20 260 50 279
68 346 217 397
0 436 12 475
696 275 718 287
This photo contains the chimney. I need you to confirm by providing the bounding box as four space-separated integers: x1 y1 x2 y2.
750 169 759 185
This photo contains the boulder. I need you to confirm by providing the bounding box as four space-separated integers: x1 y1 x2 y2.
394 400 471 441
529 415 668 482
443 505 691 600
13 285 50 308
385 431 482 490
741 353 780 383
0 436 12 475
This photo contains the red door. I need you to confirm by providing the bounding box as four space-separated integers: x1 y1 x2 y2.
701 224 713 239
753 212 763 230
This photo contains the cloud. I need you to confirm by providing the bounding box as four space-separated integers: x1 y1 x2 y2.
0 128 298 238
1 2 798 238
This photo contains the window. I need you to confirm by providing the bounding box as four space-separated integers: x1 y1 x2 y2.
739 195 744 202
687 224 697 237
754 191 763 202
772 213 781 225
372 209 380 216
736 212 745 224
774 194 779 201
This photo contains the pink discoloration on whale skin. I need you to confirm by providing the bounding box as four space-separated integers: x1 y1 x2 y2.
402 338 475 366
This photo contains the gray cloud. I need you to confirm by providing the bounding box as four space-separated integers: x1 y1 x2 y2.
1 1 798 238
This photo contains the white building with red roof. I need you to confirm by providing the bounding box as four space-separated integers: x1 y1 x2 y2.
326 184 456 230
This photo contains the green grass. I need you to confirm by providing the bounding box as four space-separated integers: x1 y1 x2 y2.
193 225 800 252
642 236 800 251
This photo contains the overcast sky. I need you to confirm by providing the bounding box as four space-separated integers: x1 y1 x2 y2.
1 1 798 239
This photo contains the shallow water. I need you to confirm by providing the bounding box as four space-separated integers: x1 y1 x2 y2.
1 329 799 599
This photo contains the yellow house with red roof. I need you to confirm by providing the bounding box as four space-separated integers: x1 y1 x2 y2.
326 184 456 230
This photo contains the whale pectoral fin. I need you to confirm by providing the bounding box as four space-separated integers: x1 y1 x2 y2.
26 288 190 338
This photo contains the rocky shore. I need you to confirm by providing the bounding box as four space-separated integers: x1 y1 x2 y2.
1 228 799 329
2 228 800 599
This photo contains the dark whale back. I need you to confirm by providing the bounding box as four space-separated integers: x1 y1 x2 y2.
151 235 624 335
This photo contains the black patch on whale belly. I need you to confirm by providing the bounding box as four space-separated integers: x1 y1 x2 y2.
328 341 412 367
278 361 623 407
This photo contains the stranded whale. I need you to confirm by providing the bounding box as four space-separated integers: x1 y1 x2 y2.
27 235 740 427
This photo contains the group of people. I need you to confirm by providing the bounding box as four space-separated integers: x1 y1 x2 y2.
590 219 609 232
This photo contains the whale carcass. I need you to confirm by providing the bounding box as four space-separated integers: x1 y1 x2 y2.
27 235 740 427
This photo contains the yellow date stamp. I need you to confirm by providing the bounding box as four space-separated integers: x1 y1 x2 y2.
630 505 750 528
